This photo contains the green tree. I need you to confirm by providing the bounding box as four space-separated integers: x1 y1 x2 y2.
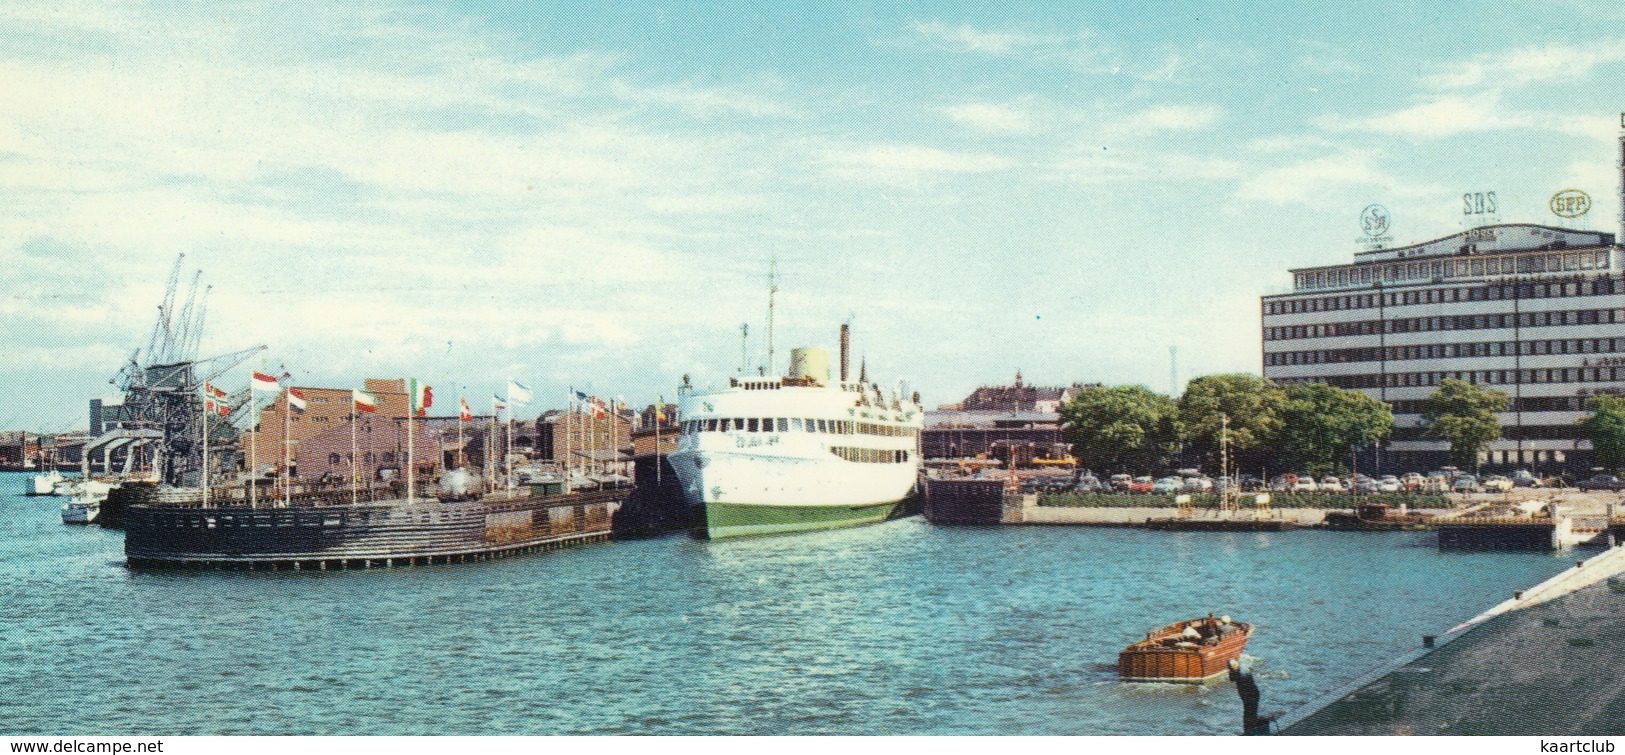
1275 382 1393 477
1059 385 1181 473
1420 379 1508 469
1581 395 1625 470
1176 373 1283 474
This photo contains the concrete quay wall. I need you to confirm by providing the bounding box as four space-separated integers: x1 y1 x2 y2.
1277 545 1625 735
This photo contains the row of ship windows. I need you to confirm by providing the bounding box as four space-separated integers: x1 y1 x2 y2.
829 447 912 464
1292 250 1612 291
1267 275 1621 314
1264 308 1625 341
1266 337 1625 366
1274 367 1625 390
682 418 918 437
1386 396 1614 414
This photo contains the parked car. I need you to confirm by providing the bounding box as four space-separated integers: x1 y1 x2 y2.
1151 476 1185 495
1182 476 1213 493
1452 475 1481 493
1401 473 1424 491
1291 476 1319 493
1073 475 1103 493
1576 474 1625 491
1128 476 1154 494
1237 474 1265 492
1482 475 1514 492
1352 475 1379 494
1109 474 1134 491
1377 476 1401 493
1421 475 1450 493
1319 476 1345 493
1510 470 1542 488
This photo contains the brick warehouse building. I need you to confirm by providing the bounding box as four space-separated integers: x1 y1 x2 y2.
1262 223 1623 474
243 378 415 477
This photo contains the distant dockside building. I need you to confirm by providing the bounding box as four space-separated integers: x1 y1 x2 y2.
1262 223 1623 473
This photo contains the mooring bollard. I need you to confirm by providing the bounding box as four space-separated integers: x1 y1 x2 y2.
1514 590 1524 600
1422 635 1436 648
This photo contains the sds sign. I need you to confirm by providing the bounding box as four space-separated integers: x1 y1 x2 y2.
1463 191 1498 216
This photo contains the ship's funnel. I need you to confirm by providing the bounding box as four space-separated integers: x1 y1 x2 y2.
838 323 851 383
789 348 830 384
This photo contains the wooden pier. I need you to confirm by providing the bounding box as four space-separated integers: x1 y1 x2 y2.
124 487 626 569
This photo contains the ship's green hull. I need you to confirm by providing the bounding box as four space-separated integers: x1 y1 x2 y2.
703 500 899 539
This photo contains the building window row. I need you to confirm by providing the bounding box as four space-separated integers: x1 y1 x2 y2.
1293 249 1612 291
1265 337 1625 366
1264 307 1625 341
1275 366 1625 390
1386 395 1620 415
1389 425 1586 442
1265 275 1621 315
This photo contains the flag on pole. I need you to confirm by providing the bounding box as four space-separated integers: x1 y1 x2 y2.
507 380 533 404
590 396 606 419
353 390 379 413
407 378 432 417
205 383 231 417
287 388 308 413
655 396 667 423
459 397 472 422
251 371 279 392
572 389 589 404
492 395 506 412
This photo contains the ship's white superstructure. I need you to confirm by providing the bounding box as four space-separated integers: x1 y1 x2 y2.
669 344 923 538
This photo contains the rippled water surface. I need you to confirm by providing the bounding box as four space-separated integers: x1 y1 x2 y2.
0 472 1574 735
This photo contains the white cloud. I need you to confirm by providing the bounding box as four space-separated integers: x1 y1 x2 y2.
941 103 1036 134
1234 154 1438 205
1123 105 1222 131
821 143 1011 183
906 20 1071 56
1424 41 1625 89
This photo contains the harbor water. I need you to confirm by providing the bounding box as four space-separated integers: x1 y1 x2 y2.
0 472 1575 735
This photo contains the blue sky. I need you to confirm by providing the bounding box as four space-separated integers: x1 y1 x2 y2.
2 0 1623 430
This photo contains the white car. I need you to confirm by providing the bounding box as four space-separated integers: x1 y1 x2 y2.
1291 476 1319 492
1377 476 1402 493
1482 475 1513 492
1319 476 1345 492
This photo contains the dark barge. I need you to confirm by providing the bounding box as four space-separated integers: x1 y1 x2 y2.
124 486 627 569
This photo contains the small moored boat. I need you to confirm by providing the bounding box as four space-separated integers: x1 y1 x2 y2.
61 498 101 525
1118 614 1252 683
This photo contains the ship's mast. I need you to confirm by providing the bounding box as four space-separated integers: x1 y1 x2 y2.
766 259 777 377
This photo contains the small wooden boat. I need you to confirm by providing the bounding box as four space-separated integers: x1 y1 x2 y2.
1118 615 1252 683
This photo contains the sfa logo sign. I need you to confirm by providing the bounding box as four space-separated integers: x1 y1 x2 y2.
1550 189 1591 219
1357 204 1393 245
1360 204 1391 236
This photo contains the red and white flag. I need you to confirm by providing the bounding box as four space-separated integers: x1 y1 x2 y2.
287 388 307 413
459 397 472 422
251 371 280 392
353 390 379 413
491 395 506 412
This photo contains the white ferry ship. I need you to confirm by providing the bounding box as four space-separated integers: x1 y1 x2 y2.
670 336 923 538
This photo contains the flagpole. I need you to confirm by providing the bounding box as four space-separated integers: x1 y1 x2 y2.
283 389 291 507
407 394 415 507
487 402 496 488
351 400 358 505
250 391 258 508
457 392 465 470
201 383 210 506
506 402 514 497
